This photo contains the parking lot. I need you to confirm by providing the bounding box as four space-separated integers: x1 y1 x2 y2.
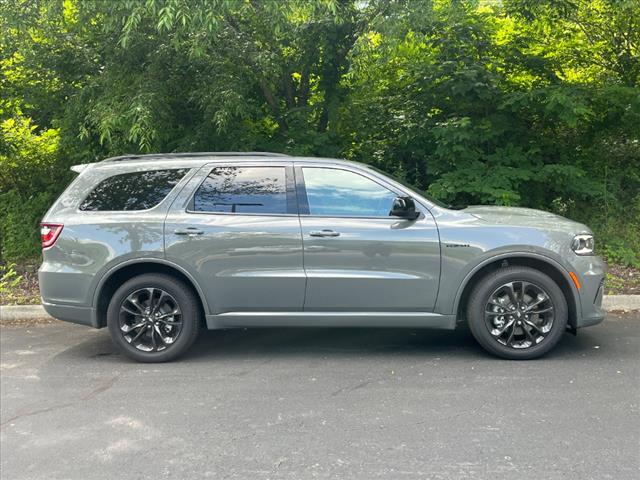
1 314 638 480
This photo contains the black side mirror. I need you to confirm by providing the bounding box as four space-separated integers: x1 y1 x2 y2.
390 196 420 220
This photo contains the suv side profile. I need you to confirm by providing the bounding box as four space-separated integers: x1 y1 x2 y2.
39 152 605 362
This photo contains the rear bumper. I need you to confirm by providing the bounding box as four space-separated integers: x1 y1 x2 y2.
41 300 100 328
39 264 100 328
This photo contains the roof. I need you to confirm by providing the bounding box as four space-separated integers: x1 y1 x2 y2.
101 151 290 163
71 151 361 174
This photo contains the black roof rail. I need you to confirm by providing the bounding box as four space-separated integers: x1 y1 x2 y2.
101 152 290 163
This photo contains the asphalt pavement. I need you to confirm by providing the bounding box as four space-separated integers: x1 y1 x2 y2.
1 314 639 480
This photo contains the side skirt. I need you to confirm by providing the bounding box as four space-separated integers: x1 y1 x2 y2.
205 311 456 330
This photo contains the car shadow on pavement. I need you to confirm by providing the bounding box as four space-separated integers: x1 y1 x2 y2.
185 326 604 362
49 323 607 364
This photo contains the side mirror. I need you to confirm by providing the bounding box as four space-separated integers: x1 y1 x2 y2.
390 196 420 220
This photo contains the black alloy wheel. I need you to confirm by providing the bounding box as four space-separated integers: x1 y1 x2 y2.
107 273 200 362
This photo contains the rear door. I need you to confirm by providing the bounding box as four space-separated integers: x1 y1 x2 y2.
165 161 305 314
296 163 441 312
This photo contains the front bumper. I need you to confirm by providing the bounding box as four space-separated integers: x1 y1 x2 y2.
573 255 606 328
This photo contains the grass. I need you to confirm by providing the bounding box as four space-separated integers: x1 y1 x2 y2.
1 262 40 305
605 264 640 295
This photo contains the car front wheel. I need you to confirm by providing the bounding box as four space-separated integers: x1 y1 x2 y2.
467 266 568 360
107 273 201 362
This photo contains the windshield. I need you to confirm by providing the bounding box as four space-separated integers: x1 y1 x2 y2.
367 166 463 210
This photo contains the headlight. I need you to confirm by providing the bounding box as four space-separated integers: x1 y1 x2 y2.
571 234 594 255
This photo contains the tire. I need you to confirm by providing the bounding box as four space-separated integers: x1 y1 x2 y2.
107 273 201 362
466 266 568 360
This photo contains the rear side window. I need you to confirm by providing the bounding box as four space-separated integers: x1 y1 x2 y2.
79 169 188 211
193 166 287 214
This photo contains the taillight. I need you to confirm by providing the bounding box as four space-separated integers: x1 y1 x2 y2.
41 223 64 248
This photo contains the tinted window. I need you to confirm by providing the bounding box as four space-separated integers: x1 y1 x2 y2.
80 169 188 211
302 167 397 217
193 167 287 214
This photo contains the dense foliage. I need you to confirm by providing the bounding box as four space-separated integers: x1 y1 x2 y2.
1 0 639 265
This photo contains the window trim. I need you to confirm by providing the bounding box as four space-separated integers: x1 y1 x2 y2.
185 163 298 217
76 167 192 214
295 165 411 219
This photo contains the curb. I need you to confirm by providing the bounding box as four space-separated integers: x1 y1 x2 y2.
602 295 640 312
1 305 52 322
2 296 639 324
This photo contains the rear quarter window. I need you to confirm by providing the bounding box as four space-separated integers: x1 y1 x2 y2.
79 169 189 211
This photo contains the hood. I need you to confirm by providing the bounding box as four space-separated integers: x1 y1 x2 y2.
463 206 589 232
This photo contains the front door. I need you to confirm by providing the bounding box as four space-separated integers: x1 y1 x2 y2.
165 162 305 314
297 164 440 312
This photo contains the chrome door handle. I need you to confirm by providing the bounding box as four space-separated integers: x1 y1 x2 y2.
174 227 204 236
309 229 340 237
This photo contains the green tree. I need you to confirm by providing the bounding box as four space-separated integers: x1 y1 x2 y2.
0 0 638 264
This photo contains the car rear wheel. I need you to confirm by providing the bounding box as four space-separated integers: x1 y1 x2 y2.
107 273 201 362
467 266 568 359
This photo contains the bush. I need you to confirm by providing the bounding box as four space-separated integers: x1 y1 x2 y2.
0 190 55 261
0 115 62 262
0 262 22 295
604 239 640 268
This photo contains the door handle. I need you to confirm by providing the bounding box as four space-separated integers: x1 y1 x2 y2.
174 227 204 236
309 229 340 237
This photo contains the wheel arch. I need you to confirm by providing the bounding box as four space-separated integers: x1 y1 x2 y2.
93 259 209 328
454 254 580 330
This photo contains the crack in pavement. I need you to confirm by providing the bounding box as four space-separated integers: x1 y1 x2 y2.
331 379 372 397
81 375 119 401
0 374 120 428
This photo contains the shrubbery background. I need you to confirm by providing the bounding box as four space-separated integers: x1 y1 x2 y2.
1 0 638 266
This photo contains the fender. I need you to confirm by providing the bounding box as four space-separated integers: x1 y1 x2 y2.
449 250 582 320
91 257 211 314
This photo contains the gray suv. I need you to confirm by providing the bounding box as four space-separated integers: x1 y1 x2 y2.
39 152 605 362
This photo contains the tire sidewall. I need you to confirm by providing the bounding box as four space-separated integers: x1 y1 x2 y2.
467 267 568 360
107 274 199 362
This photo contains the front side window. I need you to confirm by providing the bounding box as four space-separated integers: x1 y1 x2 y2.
302 167 397 217
193 166 287 214
80 169 188 211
